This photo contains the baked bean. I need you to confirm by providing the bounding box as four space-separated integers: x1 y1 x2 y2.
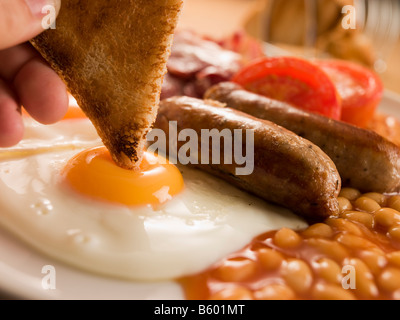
311 282 356 300
273 228 302 249
369 246 385 255
301 223 333 239
281 259 313 294
182 188 400 300
362 193 387 206
257 248 284 271
357 250 387 275
336 233 378 251
214 258 257 282
354 197 381 213
326 218 363 236
312 258 342 284
340 211 374 229
387 195 400 212
338 197 352 213
387 251 400 268
388 226 400 242
339 188 361 201
344 258 378 298
209 286 253 300
306 238 350 263
374 208 400 229
254 283 296 300
377 268 400 293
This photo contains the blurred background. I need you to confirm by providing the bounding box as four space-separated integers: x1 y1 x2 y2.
178 0 400 93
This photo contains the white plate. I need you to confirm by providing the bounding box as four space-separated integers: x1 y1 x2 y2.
0 221 185 300
1 91 400 300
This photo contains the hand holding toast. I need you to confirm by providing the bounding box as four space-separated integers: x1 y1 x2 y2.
0 0 67 147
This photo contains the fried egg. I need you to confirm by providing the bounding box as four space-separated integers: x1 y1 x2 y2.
0 109 307 281
2 96 100 158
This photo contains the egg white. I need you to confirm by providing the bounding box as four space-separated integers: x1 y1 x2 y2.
0 118 307 281
0 116 101 159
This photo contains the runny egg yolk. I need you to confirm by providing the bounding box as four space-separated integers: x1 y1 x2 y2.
22 95 87 120
62 146 184 206
62 95 87 119
62 105 87 120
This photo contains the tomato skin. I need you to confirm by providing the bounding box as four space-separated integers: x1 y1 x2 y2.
232 57 342 120
317 60 384 128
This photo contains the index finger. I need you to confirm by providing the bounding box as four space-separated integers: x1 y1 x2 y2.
0 43 39 81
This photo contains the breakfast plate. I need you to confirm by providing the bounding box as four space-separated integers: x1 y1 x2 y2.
0 89 399 300
0 225 184 300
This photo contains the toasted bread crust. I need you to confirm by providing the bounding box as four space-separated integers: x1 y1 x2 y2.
30 0 183 169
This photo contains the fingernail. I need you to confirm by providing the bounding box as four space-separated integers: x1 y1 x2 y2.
24 0 61 18
24 0 47 18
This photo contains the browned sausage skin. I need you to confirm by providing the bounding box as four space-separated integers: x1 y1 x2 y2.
154 96 341 221
205 82 400 193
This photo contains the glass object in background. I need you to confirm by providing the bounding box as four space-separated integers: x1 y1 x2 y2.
356 0 400 73
266 0 320 58
247 0 400 73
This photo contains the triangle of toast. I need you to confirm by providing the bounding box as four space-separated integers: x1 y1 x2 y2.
30 0 183 169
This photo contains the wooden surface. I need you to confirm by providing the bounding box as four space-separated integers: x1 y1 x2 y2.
382 43 400 94
178 0 400 94
178 0 259 38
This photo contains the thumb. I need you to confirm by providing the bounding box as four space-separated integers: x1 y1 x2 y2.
0 0 61 51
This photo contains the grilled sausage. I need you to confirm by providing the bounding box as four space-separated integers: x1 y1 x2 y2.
205 82 400 193
154 96 341 221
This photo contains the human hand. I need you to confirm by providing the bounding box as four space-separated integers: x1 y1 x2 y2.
0 0 68 147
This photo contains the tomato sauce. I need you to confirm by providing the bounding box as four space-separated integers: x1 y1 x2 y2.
179 192 400 300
